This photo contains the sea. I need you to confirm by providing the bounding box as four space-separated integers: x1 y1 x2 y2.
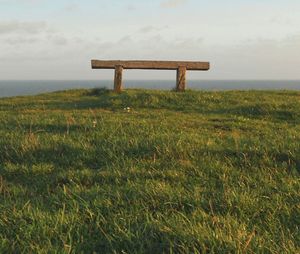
0 80 300 98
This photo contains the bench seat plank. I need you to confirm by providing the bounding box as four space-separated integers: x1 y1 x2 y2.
91 60 210 71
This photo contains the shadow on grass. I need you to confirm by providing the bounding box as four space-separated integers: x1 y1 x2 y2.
1 140 299 246
1 138 299 195
208 104 300 124
198 148 300 173
19 123 86 135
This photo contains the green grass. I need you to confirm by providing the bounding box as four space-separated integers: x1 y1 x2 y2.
0 88 299 253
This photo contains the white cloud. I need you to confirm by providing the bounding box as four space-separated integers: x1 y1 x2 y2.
0 1 299 80
160 0 188 8
126 4 135 11
63 3 79 12
0 21 47 35
3 36 40 45
50 35 68 46
138 26 156 34
137 25 169 34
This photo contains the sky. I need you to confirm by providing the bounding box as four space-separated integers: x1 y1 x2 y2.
0 0 300 80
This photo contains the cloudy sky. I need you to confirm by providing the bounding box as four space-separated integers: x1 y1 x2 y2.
0 0 299 80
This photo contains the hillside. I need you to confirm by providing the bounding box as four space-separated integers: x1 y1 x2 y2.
0 88 299 253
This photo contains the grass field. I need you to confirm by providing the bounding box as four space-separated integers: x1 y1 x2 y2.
0 88 299 253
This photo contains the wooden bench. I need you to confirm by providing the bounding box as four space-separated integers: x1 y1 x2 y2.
91 60 210 92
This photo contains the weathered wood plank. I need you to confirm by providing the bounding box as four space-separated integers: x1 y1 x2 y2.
176 66 186 91
91 60 210 71
114 65 123 92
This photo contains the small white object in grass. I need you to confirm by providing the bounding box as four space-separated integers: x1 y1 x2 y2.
124 107 131 112
93 120 97 128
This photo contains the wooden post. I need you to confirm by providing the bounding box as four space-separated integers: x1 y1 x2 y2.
114 65 123 92
176 66 186 92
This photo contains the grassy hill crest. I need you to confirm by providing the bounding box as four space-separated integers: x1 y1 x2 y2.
0 89 299 253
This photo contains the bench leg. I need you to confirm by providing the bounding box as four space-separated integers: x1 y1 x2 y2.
114 65 123 92
176 66 186 92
